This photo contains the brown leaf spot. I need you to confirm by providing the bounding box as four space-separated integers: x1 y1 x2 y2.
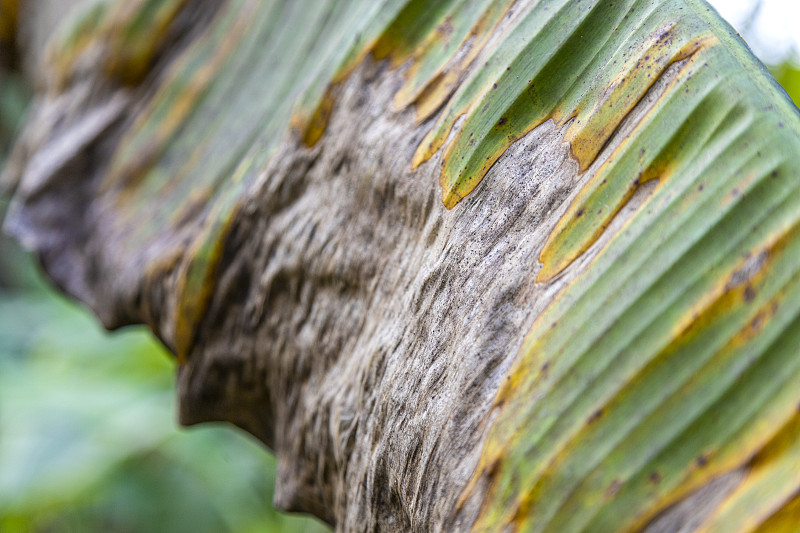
588 409 604 423
540 362 550 377
744 285 756 302
605 480 622 498
486 457 501 476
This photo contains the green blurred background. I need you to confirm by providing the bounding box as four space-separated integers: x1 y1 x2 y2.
0 138 330 530
0 1 798 532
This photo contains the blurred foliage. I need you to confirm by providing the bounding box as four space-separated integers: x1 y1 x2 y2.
0 207 330 533
0 2 798 531
772 60 800 109
0 71 27 170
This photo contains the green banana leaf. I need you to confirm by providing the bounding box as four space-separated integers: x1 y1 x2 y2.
11 0 800 531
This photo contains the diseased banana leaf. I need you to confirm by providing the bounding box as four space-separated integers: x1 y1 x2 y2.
4 0 800 531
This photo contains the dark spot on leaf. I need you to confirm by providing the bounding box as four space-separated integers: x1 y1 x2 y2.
605 480 622 498
744 285 756 302
649 472 661 484
588 409 603 423
486 458 501 476
497 117 507 126
696 455 709 467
